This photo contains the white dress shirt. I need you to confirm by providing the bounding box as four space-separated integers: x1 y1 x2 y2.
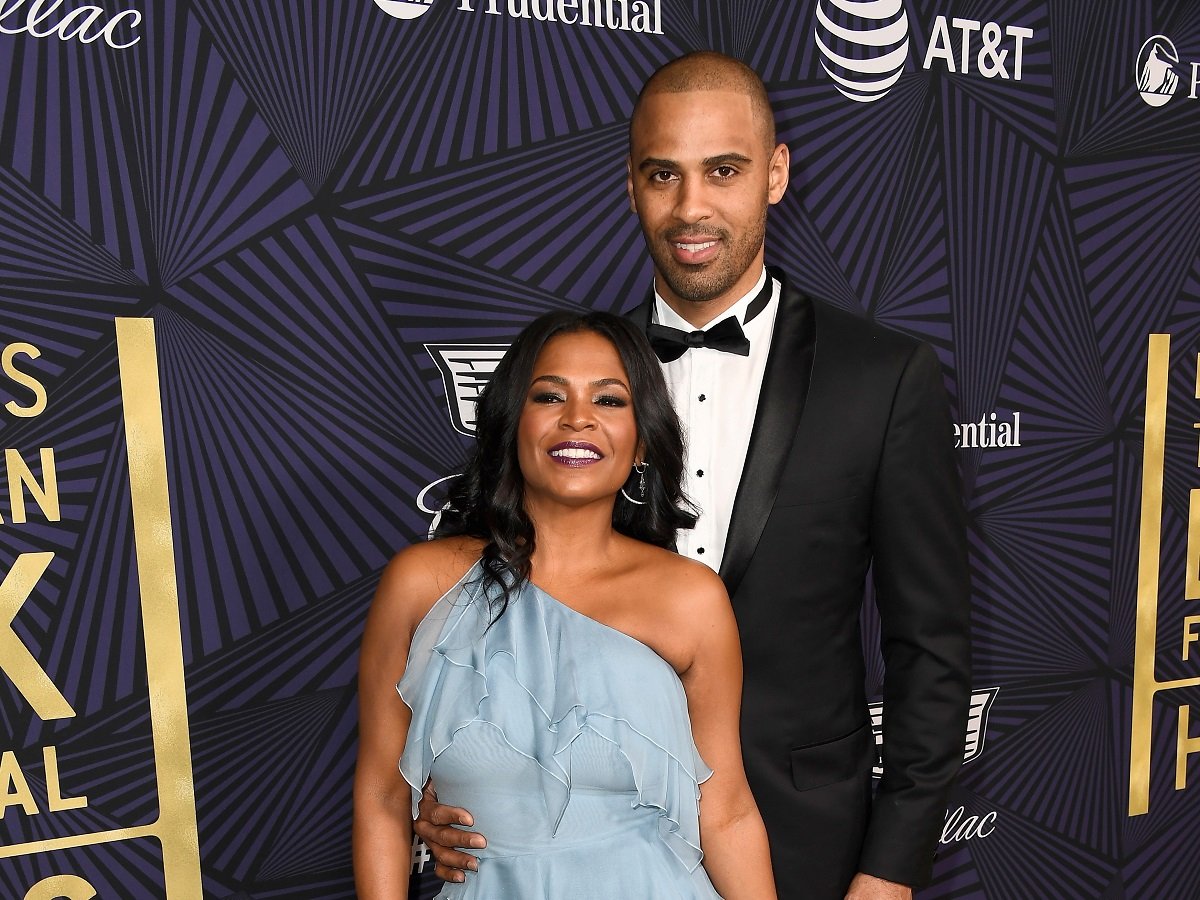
653 268 780 572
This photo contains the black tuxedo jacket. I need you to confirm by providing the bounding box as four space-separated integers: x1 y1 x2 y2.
628 268 971 899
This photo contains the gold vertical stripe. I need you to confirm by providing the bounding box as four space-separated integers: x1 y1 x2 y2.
1130 333 1170 817
115 318 202 896
1177 705 1199 790
1187 490 1200 601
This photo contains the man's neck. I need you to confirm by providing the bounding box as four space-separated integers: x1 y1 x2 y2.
655 266 768 329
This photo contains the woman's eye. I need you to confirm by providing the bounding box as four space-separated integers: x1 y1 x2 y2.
531 392 563 404
596 394 628 408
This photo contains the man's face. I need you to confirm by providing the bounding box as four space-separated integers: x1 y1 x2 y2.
627 89 789 324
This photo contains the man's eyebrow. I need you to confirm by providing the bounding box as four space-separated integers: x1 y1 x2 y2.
636 153 753 172
637 156 679 172
703 153 753 167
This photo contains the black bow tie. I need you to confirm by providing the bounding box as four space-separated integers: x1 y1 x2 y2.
646 277 773 363
646 317 749 363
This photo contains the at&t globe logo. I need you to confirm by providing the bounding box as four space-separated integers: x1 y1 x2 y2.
1136 35 1180 106
813 0 910 103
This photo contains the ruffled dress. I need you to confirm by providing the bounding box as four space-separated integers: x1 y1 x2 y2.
399 562 722 899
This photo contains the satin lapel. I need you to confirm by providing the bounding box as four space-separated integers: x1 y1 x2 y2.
719 269 816 597
624 295 654 331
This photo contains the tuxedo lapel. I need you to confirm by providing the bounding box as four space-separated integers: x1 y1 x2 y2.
718 269 815 596
625 296 653 333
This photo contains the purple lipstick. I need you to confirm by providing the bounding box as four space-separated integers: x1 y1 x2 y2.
548 441 603 467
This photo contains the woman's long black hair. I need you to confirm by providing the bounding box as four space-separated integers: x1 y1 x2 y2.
435 310 697 618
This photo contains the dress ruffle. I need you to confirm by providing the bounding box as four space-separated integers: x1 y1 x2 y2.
398 562 713 872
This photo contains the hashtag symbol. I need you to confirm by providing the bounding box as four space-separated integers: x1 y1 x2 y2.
411 836 432 874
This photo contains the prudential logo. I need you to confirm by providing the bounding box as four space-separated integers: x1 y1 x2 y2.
813 0 910 103
1136 35 1180 106
373 0 434 19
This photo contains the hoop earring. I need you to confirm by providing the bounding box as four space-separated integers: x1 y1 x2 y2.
620 461 649 506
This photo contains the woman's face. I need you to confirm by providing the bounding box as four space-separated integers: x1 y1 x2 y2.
516 330 641 511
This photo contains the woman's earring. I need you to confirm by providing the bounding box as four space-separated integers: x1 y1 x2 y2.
621 461 649 506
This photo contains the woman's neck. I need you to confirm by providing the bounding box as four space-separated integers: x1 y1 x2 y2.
524 496 622 585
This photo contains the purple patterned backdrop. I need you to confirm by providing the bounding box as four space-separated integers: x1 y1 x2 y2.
2 0 1200 897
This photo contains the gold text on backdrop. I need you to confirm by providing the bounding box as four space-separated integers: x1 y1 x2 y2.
1129 334 1200 816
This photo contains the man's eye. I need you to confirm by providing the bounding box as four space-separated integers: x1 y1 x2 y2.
713 165 736 178
650 171 675 183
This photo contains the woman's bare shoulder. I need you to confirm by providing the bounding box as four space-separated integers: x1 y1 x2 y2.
618 543 737 671
648 544 725 590
373 536 485 624
626 542 730 615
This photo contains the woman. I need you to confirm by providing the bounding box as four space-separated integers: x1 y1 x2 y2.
354 311 775 898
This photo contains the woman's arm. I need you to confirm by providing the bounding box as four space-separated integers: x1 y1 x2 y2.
677 568 777 900
354 544 460 899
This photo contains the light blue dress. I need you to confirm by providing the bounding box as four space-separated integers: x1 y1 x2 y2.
399 562 722 899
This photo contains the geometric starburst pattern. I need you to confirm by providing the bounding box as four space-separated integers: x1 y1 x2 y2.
3 1 1200 898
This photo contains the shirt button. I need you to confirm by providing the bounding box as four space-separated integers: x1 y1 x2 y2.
698 394 706 402
697 547 705 555
696 469 704 477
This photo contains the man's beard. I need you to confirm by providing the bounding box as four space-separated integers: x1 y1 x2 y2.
648 217 766 305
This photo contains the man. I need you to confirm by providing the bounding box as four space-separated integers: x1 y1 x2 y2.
415 51 971 900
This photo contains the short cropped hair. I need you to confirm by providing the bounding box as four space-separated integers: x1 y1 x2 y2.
631 51 776 149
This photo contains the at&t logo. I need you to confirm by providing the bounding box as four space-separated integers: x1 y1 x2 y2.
813 0 909 103
815 1 1034 103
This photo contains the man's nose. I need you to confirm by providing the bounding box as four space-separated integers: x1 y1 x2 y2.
673 176 713 223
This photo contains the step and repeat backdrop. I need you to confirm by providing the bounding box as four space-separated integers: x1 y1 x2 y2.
2 0 1200 897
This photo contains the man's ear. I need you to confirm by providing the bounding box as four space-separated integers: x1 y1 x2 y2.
768 143 790 206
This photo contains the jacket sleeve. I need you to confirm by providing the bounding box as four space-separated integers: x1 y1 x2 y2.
859 340 972 886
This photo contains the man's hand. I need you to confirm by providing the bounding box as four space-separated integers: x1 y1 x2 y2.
845 873 913 900
413 784 485 883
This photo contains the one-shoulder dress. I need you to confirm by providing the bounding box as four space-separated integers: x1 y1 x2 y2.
398 562 722 899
